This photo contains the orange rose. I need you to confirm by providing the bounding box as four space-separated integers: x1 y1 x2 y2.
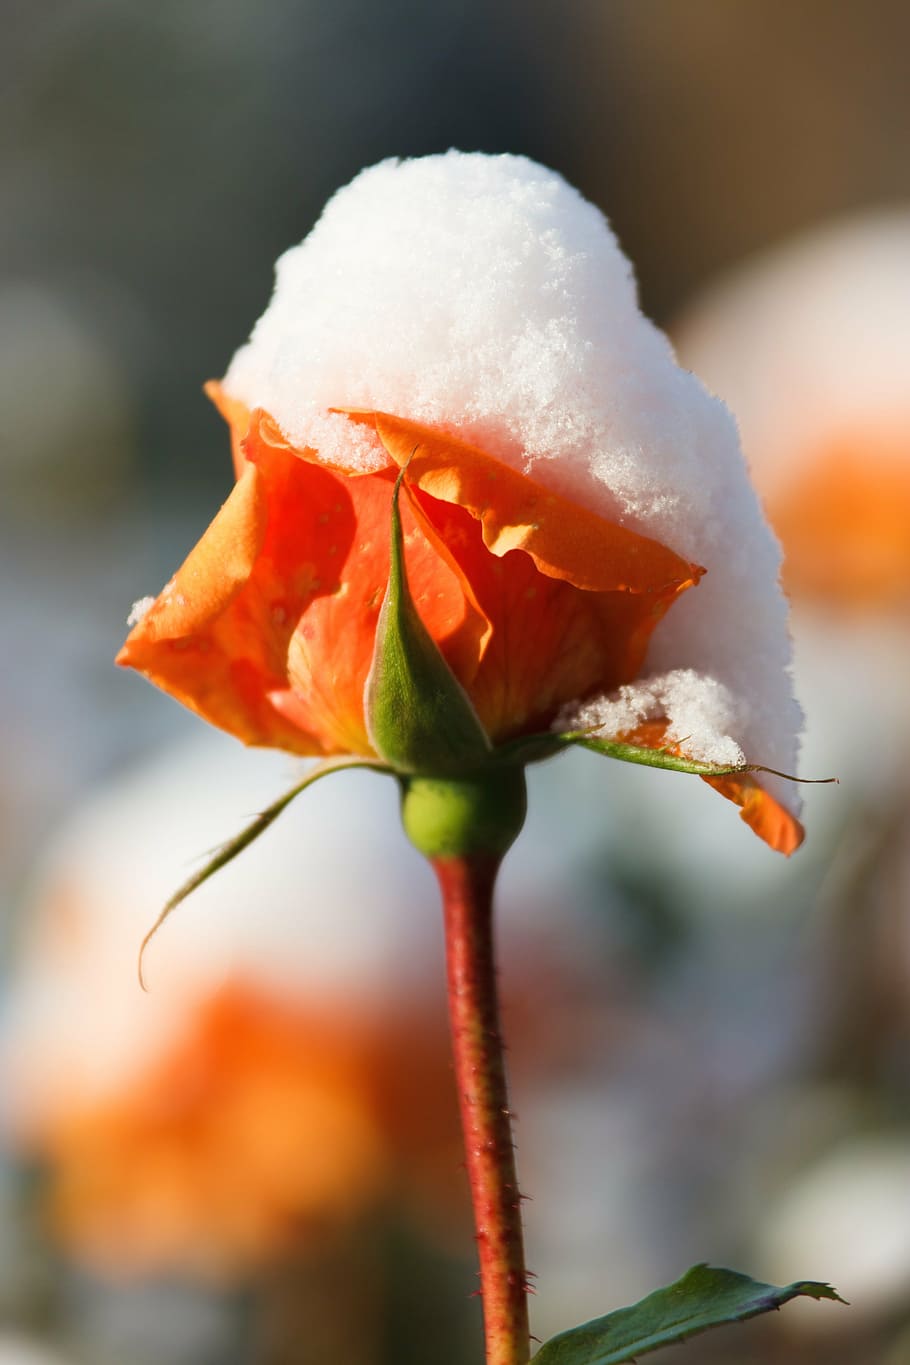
117 385 801 854
110 159 822 1365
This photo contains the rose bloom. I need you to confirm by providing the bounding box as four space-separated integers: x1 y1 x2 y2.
124 395 698 762
119 154 804 853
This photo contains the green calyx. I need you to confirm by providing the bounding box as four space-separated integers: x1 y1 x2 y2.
364 465 491 776
364 464 525 858
400 768 528 860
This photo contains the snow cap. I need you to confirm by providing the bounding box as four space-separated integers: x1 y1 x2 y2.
223 152 801 806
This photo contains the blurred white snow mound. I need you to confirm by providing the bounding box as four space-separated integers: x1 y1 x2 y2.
756 1134 910 1325
4 730 440 1118
676 208 910 499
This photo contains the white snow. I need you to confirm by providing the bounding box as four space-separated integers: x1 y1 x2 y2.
555 670 746 769
126 595 156 627
222 152 801 806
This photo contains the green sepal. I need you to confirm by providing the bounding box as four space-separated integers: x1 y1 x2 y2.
138 757 390 987
533 1264 844 1364
489 730 745 776
365 467 491 775
565 732 749 777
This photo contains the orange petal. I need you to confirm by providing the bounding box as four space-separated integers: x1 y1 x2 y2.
617 719 804 856
204 380 254 480
343 409 704 596
325 409 706 740
403 485 684 739
118 456 335 753
702 770 804 856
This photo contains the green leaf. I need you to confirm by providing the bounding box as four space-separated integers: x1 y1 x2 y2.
566 733 747 777
533 1264 844 1364
138 757 389 987
559 733 837 785
489 728 745 776
365 466 491 775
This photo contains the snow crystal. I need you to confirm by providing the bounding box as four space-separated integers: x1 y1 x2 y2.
555 671 746 770
127 595 156 627
222 152 801 808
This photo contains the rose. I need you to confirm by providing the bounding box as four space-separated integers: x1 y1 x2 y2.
116 155 823 1364
118 386 801 853
119 153 808 861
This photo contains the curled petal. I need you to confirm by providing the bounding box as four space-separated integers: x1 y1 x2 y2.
117 461 318 752
205 381 254 479
702 770 804 856
342 409 703 595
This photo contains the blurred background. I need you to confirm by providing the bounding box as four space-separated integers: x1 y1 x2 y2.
3 1 910 1362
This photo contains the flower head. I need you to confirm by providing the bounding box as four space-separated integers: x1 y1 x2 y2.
119 153 804 852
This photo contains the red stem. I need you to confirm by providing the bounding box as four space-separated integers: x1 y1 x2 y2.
434 854 531 1365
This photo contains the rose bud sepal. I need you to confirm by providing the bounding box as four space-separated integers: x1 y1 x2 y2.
364 465 492 777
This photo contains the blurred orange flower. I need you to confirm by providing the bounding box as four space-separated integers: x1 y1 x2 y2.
31 981 462 1278
769 427 910 609
42 984 387 1275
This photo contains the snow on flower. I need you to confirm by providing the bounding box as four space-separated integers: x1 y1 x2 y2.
126 595 156 628
555 670 747 770
118 152 803 850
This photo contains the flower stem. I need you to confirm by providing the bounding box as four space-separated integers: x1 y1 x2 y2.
434 852 531 1365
